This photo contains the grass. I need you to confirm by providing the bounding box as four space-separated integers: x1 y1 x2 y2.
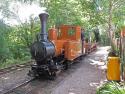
0 56 31 69
96 81 125 94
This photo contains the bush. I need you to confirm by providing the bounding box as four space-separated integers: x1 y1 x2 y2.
96 82 125 94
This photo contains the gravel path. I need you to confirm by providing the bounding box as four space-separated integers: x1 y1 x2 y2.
51 46 110 94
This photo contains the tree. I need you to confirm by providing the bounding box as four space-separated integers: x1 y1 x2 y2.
0 20 10 62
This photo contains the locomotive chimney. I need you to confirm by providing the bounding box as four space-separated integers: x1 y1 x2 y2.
39 12 49 41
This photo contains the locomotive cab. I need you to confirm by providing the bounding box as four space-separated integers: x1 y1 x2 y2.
49 25 83 60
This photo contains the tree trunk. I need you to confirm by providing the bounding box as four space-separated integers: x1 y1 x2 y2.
108 0 113 47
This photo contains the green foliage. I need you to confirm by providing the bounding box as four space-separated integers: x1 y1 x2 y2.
0 0 125 68
100 33 110 46
96 82 125 94
0 16 40 68
0 20 10 62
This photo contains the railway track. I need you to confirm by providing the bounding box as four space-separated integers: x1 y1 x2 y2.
0 60 35 76
0 60 35 94
1 76 34 94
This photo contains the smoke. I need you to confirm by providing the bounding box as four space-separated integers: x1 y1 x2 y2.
3 1 47 25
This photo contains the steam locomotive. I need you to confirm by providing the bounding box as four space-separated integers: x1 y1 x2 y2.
29 12 93 79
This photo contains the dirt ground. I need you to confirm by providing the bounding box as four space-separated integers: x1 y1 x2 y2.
51 46 109 94
0 46 110 94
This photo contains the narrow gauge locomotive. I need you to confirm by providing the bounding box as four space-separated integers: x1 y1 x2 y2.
29 12 85 79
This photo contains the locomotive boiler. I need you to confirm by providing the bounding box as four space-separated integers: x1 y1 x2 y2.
29 12 86 79
30 13 55 63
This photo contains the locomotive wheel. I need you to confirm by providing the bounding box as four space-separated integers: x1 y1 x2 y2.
47 71 56 80
28 70 38 77
27 70 34 77
63 61 69 70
